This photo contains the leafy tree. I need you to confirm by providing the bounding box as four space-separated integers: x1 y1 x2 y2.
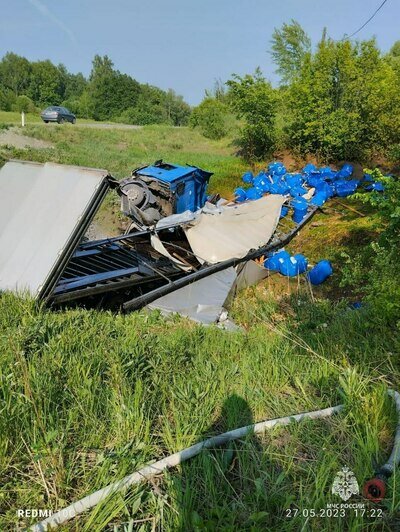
227 69 276 159
0 52 31 95
88 55 141 120
164 89 191 126
28 60 64 106
190 98 229 139
204 79 229 103
285 37 400 160
0 87 16 111
271 20 311 84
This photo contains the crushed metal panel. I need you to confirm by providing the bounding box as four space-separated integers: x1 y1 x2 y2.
147 267 237 324
235 260 270 291
183 195 286 264
0 160 110 298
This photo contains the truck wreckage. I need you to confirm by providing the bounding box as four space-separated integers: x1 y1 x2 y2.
0 159 317 324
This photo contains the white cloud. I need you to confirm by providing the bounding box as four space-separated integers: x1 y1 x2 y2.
27 0 77 45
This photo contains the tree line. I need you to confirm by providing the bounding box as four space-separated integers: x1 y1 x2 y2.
0 53 191 125
191 21 400 164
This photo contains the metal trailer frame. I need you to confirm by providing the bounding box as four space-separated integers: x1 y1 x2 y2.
48 203 318 311
121 205 318 311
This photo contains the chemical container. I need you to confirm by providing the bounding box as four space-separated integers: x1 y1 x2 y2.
307 260 333 285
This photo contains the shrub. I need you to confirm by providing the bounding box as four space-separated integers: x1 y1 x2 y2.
342 169 400 325
190 98 229 140
14 95 36 113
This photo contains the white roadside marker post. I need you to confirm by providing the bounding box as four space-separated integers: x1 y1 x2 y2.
21 111 25 127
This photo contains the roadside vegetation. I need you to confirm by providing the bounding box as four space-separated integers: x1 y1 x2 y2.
0 19 399 532
0 53 191 126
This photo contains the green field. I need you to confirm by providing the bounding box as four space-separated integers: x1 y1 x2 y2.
0 119 399 531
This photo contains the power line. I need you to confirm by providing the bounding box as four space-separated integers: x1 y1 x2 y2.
343 0 389 40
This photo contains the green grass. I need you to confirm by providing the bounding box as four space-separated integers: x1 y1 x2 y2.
0 124 399 531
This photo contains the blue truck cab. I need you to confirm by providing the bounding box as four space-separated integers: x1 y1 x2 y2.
119 160 213 227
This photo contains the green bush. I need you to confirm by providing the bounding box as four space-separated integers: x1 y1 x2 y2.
14 94 36 113
190 98 229 139
341 169 400 325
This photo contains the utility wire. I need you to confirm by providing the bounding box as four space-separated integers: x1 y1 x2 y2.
343 0 389 40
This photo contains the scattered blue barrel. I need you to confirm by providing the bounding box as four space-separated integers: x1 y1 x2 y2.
366 182 385 192
279 254 308 276
253 174 270 192
264 249 290 271
234 187 247 202
320 167 336 179
292 197 308 223
286 174 303 189
303 163 317 174
307 260 333 285
242 172 253 184
310 191 327 206
245 187 263 201
290 185 307 197
293 254 308 274
280 206 289 218
315 181 334 198
335 180 358 197
306 175 324 188
279 255 298 277
337 164 353 178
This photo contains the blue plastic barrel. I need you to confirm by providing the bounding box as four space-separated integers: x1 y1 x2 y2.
320 167 336 179
307 260 333 285
310 191 327 206
264 249 290 271
315 181 334 198
292 197 308 223
242 172 254 184
280 206 289 218
234 187 247 202
303 163 317 174
275 165 287 176
366 182 385 192
245 187 263 201
253 174 270 192
335 180 358 197
293 254 308 274
279 255 298 277
337 164 353 178
286 174 303 189
307 175 324 188
290 185 307 197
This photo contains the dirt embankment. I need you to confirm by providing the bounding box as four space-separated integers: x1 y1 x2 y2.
0 127 53 149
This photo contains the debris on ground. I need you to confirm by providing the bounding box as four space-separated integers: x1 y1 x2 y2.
0 158 383 325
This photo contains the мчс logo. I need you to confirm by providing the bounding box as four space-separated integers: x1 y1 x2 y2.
332 467 359 501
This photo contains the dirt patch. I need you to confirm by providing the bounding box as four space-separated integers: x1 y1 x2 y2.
0 127 53 149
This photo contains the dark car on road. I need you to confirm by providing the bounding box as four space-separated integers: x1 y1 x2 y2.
41 106 76 124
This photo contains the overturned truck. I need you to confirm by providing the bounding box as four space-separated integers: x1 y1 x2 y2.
0 160 317 324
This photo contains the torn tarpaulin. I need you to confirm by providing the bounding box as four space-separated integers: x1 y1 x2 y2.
155 195 286 265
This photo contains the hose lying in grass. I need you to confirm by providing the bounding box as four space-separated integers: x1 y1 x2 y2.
363 389 400 502
32 390 400 531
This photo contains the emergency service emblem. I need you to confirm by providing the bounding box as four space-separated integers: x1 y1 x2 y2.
332 467 359 501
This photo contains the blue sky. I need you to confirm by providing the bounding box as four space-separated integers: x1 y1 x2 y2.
1 0 399 104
